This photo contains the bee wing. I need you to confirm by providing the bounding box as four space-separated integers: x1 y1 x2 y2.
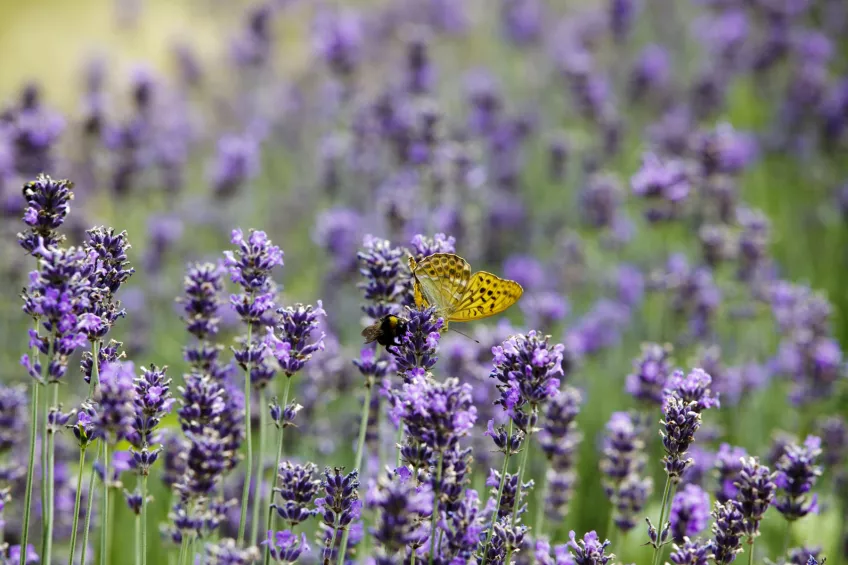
361 323 383 344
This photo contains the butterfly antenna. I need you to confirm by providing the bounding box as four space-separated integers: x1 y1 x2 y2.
449 327 480 344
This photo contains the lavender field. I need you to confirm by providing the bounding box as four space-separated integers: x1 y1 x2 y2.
0 0 845 564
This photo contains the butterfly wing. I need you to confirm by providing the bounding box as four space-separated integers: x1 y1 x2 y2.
408 255 429 309
411 253 472 319
449 271 524 322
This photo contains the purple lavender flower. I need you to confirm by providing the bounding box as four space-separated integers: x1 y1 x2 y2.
774 436 822 521
629 44 671 103
178 262 225 368
263 530 310 563
490 331 568 424
357 236 406 319
660 396 703 480
206 538 260 564
128 364 172 449
630 154 691 222
668 538 715 565
538 387 583 521
500 0 544 46
486 468 534 520
613 473 653 531
566 530 615 565
272 462 320 526
817 415 847 470
625 343 673 405
264 302 326 381
0 385 26 453
388 307 441 379
579 173 622 230
664 369 720 412
438 489 484 561
369 469 432 557
482 517 527 564
394 374 476 453
96 361 137 443
670 484 711 543
225 228 282 291
17 174 73 253
600 412 646 487
6 544 39 565
312 9 363 78
734 457 775 539
714 443 748 503
20 242 93 382
7 87 65 176
269 398 302 431
711 500 744 565
318 468 361 564
210 135 260 199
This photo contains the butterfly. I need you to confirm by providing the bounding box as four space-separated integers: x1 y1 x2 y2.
361 314 409 347
408 253 523 331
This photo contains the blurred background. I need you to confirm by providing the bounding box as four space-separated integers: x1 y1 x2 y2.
0 0 846 563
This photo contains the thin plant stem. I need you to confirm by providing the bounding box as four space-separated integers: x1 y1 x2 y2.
395 426 404 468
43 382 59 565
89 340 100 396
263 376 292 565
326 525 339 565
428 451 445 565
141 474 149 565
747 537 755 565
651 476 674 565
604 508 616 551
238 322 254 545
782 521 793 556
481 419 514 565
68 447 87 565
101 441 110 565
178 537 187 565
135 510 142 565
81 445 100 565
250 386 268 545
20 380 39 565
504 418 536 565
336 382 373 565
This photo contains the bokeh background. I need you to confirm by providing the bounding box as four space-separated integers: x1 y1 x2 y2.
0 0 846 563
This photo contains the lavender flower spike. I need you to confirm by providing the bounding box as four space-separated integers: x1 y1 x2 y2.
774 436 823 521
566 530 615 565
265 302 327 379
17 174 74 253
263 530 310 563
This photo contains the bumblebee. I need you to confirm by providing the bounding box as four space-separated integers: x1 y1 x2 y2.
361 314 409 347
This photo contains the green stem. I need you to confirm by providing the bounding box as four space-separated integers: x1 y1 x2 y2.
135 510 142 565
510 424 534 526
651 476 674 565
481 419 514 565
395 426 404 468
504 419 536 565
178 537 187 565
336 382 373 565
39 382 49 561
429 451 445 565
90 340 100 397
20 380 39 565
250 386 268 546
238 323 254 545
604 507 616 550
747 537 755 565
81 445 100 565
141 474 149 565
43 382 59 565
263 377 292 565
101 441 110 565
326 526 339 565
68 447 87 565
